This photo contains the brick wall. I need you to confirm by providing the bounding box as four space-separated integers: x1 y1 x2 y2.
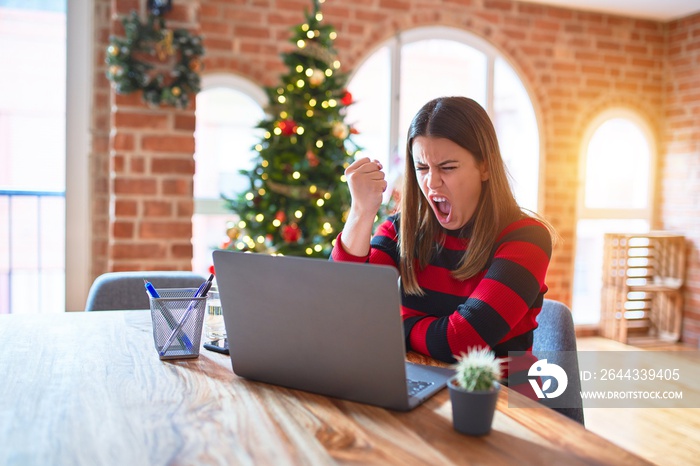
92 0 110 279
95 0 200 273
91 0 700 342
663 13 700 347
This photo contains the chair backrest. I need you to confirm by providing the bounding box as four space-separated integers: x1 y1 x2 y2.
533 299 585 425
85 271 207 311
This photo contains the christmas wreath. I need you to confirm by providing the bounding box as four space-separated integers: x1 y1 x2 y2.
106 11 204 108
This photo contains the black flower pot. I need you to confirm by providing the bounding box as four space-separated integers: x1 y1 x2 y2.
448 377 501 436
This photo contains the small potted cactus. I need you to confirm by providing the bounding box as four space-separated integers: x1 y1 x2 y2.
448 347 503 436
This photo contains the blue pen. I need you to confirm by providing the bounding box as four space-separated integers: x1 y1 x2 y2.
191 274 214 300
159 275 214 357
145 279 193 352
144 280 160 298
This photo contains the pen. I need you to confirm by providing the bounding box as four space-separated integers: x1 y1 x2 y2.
144 280 160 298
159 274 214 357
145 279 193 352
192 274 214 300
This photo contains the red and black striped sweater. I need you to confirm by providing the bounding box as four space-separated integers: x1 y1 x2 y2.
331 214 551 391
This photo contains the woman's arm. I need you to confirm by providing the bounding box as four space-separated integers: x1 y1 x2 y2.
331 217 400 268
337 158 387 257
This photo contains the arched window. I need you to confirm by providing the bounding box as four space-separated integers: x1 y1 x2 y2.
192 74 265 275
572 111 656 324
345 26 540 212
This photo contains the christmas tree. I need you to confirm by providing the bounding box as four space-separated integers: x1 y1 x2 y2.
223 0 359 258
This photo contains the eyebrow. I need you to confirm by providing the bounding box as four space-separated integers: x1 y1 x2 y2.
414 159 460 166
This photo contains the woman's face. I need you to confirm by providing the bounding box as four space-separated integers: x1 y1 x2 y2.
412 136 489 231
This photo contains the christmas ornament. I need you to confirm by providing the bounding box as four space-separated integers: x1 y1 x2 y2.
309 68 326 87
275 211 287 223
306 149 320 167
277 119 298 136
105 10 204 108
155 29 174 61
341 90 353 106
282 223 302 243
331 121 349 139
226 226 241 240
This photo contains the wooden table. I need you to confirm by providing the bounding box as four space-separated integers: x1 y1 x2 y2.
0 311 650 465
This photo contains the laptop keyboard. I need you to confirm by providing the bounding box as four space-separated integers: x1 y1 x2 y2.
407 378 433 396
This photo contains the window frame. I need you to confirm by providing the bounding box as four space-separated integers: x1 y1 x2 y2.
65 0 92 311
577 108 657 222
571 108 657 325
194 73 267 217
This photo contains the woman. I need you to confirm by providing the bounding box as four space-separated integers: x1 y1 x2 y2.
331 96 553 391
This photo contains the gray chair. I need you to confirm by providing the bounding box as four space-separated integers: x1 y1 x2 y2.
533 299 585 425
85 271 207 311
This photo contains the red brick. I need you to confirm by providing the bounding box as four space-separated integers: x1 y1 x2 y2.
130 156 145 174
171 243 194 258
114 92 146 107
151 157 195 175
141 136 195 154
113 132 134 151
204 37 234 51
162 178 193 196
235 26 271 39
177 200 195 217
175 114 196 132
597 40 620 51
199 4 220 17
140 221 192 239
200 20 231 36
114 112 169 129
581 65 605 75
144 201 173 217
112 221 134 238
114 200 138 216
111 243 167 260
113 178 158 195
112 154 125 173
552 62 577 73
484 0 513 11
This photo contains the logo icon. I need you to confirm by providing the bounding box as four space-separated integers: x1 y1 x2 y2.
528 359 568 399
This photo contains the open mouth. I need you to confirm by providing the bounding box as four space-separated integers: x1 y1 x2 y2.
430 195 452 224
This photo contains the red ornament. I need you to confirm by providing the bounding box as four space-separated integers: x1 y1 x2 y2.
341 90 353 106
275 210 286 223
306 149 320 167
281 223 302 243
277 119 298 136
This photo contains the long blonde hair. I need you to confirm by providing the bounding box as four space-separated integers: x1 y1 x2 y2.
398 96 547 295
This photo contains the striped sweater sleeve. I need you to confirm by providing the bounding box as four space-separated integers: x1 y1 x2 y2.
330 217 400 268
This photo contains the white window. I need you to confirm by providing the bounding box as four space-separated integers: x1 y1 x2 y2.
0 1 69 314
345 26 540 212
572 111 655 324
192 74 265 275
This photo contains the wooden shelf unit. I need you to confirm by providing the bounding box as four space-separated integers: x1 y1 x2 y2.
600 232 686 344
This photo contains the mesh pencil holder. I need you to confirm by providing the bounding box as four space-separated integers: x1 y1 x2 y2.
149 288 207 360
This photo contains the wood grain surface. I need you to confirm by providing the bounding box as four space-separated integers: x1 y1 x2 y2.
0 311 652 465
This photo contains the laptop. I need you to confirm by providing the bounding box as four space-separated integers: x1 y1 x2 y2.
212 250 454 411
